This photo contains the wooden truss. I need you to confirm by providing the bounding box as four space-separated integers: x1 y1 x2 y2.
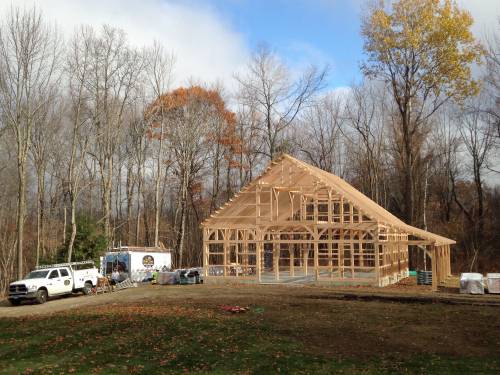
202 154 454 290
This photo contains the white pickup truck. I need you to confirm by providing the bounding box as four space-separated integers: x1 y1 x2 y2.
8 261 100 305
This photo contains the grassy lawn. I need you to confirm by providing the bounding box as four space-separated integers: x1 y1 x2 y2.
0 285 499 374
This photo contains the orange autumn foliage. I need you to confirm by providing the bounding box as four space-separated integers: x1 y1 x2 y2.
145 86 243 167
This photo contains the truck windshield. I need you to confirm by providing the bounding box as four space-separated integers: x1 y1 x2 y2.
25 270 50 279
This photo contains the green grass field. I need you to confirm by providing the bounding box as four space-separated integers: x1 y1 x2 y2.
0 285 499 374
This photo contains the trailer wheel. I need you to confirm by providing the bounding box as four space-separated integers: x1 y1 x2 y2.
36 289 48 304
82 281 93 295
8 299 21 306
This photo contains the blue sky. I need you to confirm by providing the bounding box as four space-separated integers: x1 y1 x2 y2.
178 0 499 89
200 0 365 88
4 0 499 91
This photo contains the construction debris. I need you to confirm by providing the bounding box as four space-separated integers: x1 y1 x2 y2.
220 305 249 313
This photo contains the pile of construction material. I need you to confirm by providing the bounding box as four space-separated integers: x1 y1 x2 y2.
157 268 203 285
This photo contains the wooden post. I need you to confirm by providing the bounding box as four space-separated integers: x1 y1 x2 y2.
359 230 364 268
274 233 279 281
223 229 228 277
339 231 344 278
303 241 308 276
328 228 333 277
256 230 262 282
375 228 380 286
327 189 332 223
243 230 248 276
203 228 209 277
431 245 438 291
447 245 452 276
256 185 261 225
351 231 355 279
314 225 319 280
314 193 318 222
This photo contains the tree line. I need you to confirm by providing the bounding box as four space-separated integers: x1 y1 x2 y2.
0 1 498 292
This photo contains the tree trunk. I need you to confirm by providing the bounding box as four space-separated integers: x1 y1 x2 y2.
402 110 415 225
126 164 134 245
175 166 190 268
135 168 142 246
63 204 67 245
36 169 44 267
154 121 164 248
67 195 77 263
16 161 26 280
104 157 113 241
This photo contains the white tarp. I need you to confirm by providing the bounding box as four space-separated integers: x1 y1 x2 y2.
460 273 484 294
486 273 500 294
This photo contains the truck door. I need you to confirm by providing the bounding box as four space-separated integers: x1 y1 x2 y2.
58 268 73 293
46 269 62 295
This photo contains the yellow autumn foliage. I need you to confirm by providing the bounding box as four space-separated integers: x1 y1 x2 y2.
362 0 484 102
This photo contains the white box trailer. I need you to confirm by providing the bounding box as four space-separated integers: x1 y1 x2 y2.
101 248 172 282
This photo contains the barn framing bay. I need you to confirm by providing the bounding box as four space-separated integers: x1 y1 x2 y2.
202 154 454 290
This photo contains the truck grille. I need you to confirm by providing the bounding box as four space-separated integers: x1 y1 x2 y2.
9 284 28 295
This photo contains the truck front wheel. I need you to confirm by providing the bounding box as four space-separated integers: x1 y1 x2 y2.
36 289 48 304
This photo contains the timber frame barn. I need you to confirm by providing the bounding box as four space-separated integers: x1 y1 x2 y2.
201 154 455 291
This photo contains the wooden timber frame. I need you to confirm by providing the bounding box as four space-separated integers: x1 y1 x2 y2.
201 154 455 290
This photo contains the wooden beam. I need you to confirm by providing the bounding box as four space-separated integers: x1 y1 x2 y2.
431 245 438 291
314 225 319 280
256 229 262 282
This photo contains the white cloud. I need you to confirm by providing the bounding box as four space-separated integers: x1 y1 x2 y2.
0 0 249 90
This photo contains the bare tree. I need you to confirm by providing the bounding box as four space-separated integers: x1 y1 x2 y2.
160 87 224 266
297 93 345 175
235 102 263 187
29 95 62 266
484 21 500 141
361 0 483 225
0 136 18 292
236 46 327 160
453 95 495 270
0 7 61 278
430 108 460 224
129 107 149 245
144 42 175 247
65 27 94 262
85 26 143 240
345 83 388 204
